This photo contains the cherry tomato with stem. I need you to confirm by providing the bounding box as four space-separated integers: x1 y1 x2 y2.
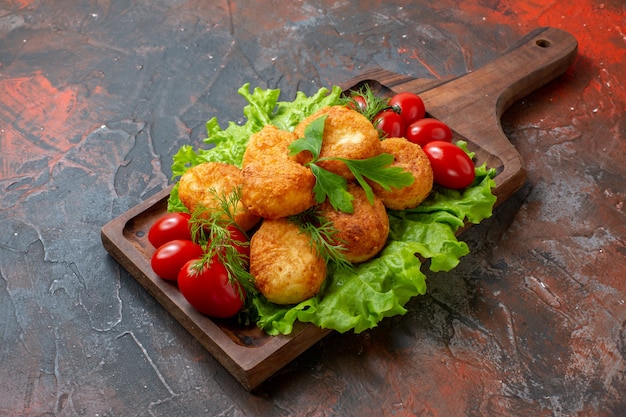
405 118 453 147
389 92 425 125
151 239 204 281
148 212 193 248
374 110 405 138
177 257 244 318
422 141 476 189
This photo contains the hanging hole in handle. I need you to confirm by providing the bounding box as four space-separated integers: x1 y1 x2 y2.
536 39 551 48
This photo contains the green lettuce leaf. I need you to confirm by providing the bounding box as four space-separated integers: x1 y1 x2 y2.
167 84 497 335
254 240 427 334
253 164 496 335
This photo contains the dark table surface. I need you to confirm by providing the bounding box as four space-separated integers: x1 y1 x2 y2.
1 1 625 416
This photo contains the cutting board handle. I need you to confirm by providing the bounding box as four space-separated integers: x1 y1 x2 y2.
345 27 578 203
420 27 579 120
422 27 578 200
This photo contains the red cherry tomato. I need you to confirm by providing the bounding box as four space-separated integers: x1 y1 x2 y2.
374 110 405 138
178 257 244 318
148 212 193 248
405 118 453 147
204 226 249 259
227 226 250 259
348 95 367 112
422 141 476 189
389 92 425 125
151 239 204 281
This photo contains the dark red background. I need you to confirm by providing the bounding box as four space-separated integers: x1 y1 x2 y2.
1 1 624 415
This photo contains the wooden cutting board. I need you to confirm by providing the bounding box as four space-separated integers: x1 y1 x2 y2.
101 27 577 391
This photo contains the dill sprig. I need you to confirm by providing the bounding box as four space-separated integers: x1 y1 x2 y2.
288 206 353 272
341 83 391 122
189 186 257 301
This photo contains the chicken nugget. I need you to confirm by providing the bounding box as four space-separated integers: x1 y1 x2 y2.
293 106 381 179
369 137 433 210
178 162 260 231
242 125 316 219
242 124 305 165
319 182 389 264
250 218 327 305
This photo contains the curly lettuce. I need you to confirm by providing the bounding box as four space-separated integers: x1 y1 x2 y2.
168 84 497 335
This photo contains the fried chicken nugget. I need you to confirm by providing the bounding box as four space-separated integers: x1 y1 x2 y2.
250 218 327 305
241 125 317 219
242 124 304 166
369 137 433 210
178 162 260 231
293 106 382 179
319 182 389 264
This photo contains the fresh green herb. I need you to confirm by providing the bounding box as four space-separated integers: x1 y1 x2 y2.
288 116 414 213
307 164 354 213
289 114 327 158
189 187 257 301
341 83 391 122
339 154 413 203
288 207 353 272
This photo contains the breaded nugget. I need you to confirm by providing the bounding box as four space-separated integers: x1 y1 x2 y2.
242 124 304 165
319 182 389 264
178 162 260 231
250 218 327 305
293 106 382 179
369 137 433 210
242 125 316 219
